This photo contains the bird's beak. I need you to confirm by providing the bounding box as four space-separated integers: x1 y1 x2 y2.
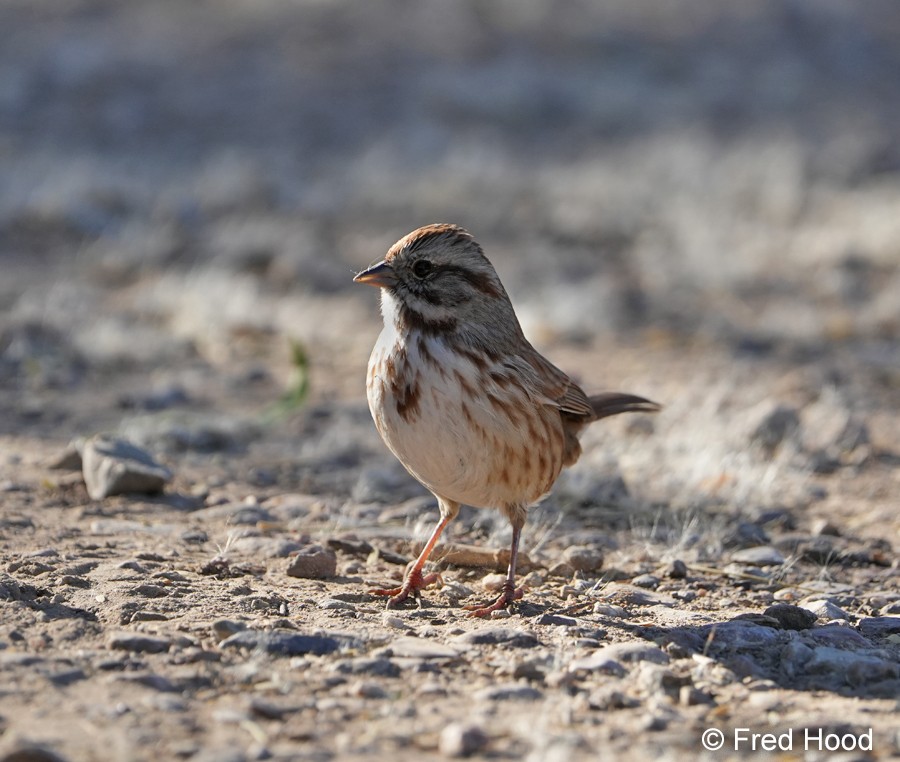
353 260 397 288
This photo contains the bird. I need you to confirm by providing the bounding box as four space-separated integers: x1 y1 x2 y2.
354 223 660 617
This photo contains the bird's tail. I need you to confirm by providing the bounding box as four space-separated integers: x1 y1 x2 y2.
588 392 661 421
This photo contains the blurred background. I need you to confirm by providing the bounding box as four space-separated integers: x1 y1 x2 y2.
1 0 898 535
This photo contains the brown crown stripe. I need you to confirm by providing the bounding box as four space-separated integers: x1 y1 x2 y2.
403 224 476 256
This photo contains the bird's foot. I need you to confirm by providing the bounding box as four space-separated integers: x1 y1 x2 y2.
463 585 524 618
369 567 443 609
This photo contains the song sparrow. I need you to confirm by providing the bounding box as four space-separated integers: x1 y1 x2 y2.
355 224 659 617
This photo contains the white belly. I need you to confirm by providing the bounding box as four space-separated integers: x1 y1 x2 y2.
366 328 564 509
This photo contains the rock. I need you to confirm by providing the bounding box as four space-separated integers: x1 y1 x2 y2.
663 559 688 579
763 604 817 630
810 518 841 537
570 643 669 672
381 613 405 630
800 599 849 621
801 624 870 649
116 672 178 692
632 574 660 589
731 546 785 566
700 621 785 651
722 521 770 549
479 573 507 592
387 637 461 660
747 402 800 454
801 396 870 465
318 598 356 612
82 436 172 499
562 546 604 572
285 545 337 579
219 629 360 656
330 657 399 677
108 631 173 654
588 686 639 710
536 613 579 627
211 620 246 641
0 743 70 762
679 686 713 706
439 722 489 757
803 646 899 687
596 583 676 607
547 562 575 578
452 628 538 648
858 616 900 639
779 641 815 678
350 681 389 699
593 603 628 618
473 683 543 701
46 441 83 471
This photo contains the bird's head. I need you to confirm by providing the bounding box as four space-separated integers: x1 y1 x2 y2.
354 224 515 334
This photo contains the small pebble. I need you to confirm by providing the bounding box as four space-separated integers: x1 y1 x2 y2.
439 722 489 757
81 436 172 500
763 604 816 631
108 632 173 654
562 546 604 572
351 681 389 699
731 546 785 566
632 574 660 589
211 620 246 641
318 598 356 611
285 545 337 579
473 683 543 701
453 628 538 648
593 603 628 617
800 599 849 622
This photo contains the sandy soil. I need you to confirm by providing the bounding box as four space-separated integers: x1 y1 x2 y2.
1 2 899 760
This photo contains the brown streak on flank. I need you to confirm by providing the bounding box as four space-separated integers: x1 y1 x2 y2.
488 369 512 389
537 450 548 480
395 374 421 423
499 465 511 487
458 346 488 372
461 402 476 427
417 334 448 379
454 369 477 400
489 392 519 426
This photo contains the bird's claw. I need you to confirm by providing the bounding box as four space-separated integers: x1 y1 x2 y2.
463 586 524 618
369 571 443 608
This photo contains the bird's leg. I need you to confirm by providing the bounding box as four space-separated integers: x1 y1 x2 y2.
465 519 524 618
370 500 457 608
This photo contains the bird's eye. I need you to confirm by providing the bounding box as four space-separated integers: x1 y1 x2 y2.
412 259 433 278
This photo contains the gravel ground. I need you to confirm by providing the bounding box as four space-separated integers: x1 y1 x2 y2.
1 2 899 760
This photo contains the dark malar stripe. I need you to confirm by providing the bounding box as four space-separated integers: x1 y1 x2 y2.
398 304 457 336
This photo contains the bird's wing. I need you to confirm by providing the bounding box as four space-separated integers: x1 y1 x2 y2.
518 346 595 419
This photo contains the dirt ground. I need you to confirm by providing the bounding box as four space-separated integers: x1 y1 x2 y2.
1 2 899 761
